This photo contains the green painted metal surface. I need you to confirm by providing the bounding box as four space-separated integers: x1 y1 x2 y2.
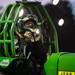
44 52 75 75
58 53 75 72
0 57 15 68
44 52 68 75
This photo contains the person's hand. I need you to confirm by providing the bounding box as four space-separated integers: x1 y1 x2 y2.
24 31 33 42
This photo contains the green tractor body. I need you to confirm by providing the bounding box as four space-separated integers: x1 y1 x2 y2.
0 1 75 75
44 52 75 75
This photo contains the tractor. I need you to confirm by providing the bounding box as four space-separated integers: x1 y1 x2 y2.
0 0 75 75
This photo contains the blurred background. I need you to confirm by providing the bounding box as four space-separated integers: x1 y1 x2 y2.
0 0 75 52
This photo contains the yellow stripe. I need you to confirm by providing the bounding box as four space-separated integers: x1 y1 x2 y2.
58 71 75 75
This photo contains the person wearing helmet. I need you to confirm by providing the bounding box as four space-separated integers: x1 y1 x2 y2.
15 14 41 42
15 14 47 75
